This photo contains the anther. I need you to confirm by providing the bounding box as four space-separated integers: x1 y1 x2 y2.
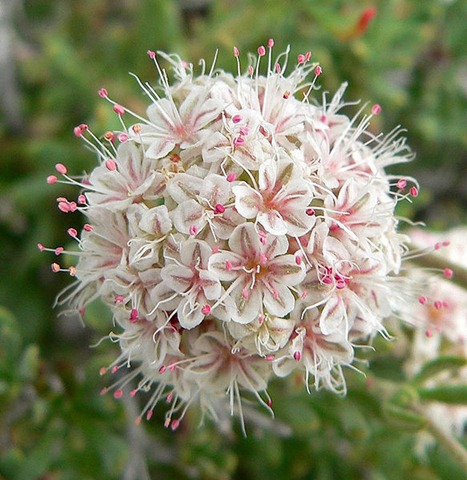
306 208 315 216
214 204 226 214
98 88 108 98
371 104 382 115
268 38 274 48
396 179 407 189
233 46 239 57
55 247 64 255
118 133 128 143
146 411 153 421
99 367 107 376
189 225 198 236
130 308 139 323
67 228 78 238
418 295 428 305
47 175 58 184
171 419 180 431
232 114 242 124
294 351 301 361
55 163 68 175
257 46 266 57
443 268 453 279
298 54 306 64
83 223 93 232
147 50 156 59
226 173 237 182
314 65 322 76
51 263 61 273
201 304 211 316
73 123 88 137
410 186 419 197
113 104 125 115
104 131 116 143
105 159 117 171
434 300 443 310
113 389 123 399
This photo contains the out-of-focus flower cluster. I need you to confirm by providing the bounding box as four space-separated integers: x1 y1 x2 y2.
406 227 467 442
41 42 437 430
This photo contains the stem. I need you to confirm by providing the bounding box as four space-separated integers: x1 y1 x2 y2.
409 252 467 291
410 402 467 471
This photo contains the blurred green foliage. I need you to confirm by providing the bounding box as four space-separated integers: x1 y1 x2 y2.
0 0 465 478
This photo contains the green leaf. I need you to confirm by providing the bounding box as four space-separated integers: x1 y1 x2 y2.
413 356 467 385
0 307 21 368
418 385 467 405
382 402 426 429
18 345 40 383
15 419 64 480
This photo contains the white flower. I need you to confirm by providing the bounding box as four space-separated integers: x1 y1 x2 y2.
43 42 435 431
209 222 305 323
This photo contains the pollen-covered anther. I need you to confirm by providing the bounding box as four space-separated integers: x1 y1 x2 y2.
69 266 76 276
132 124 142 134
104 131 116 143
51 262 61 273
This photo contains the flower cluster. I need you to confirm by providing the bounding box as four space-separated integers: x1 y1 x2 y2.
42 41 435 431
405 227 467 447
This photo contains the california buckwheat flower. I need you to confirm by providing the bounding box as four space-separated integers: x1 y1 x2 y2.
41 40 445 432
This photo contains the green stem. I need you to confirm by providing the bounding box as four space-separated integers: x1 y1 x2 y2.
410 402 467 471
